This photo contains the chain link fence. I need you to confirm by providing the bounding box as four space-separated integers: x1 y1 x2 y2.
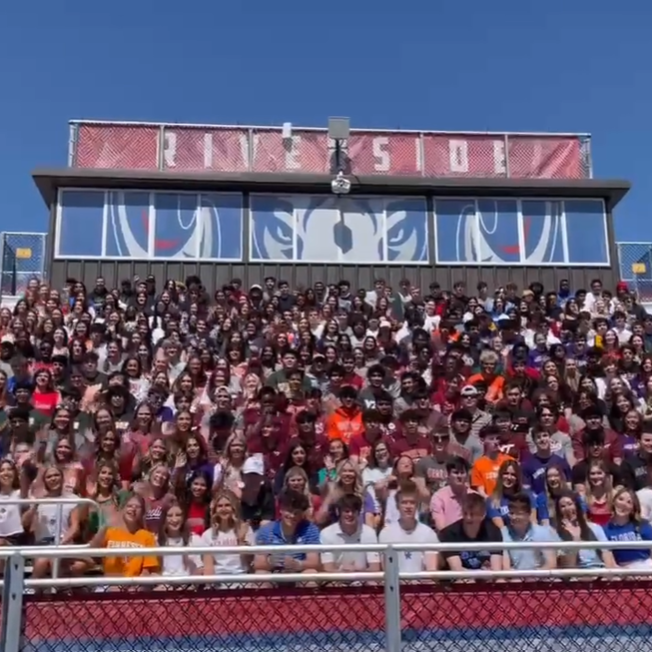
74 123 160 169
617 242 652 302
16 580 652 652
0 232 47 296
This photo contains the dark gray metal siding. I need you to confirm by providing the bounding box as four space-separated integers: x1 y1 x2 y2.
48 259 620 296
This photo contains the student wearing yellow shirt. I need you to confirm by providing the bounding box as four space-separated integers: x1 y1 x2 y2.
90 494 159 579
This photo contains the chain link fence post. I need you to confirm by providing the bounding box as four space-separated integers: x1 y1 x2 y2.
383 546 401 652
1 233 17 296
1 552 25 652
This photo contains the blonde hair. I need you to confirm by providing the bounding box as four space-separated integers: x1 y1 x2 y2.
283 466 311 500
210 489 243 534
335 459 364 499
479 350 499 366
223 433 246 460
610 486 642 524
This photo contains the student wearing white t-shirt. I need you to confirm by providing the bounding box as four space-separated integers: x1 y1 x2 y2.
320 494 380 572
0 459 26 546
157 502 200 578
200 489 254 577
0 459 27 575
379 481 439 573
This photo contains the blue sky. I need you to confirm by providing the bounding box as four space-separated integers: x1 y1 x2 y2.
1 1 649 242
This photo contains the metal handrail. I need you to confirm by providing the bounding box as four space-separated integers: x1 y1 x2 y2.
0 496 99 579
67 119 592 138
0 538 650 560
19 566 652 590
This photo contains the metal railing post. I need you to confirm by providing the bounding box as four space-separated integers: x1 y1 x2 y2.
52 503 65 580
418 132 425 177
247 127 254 171
504 133 511 177
0 552 25 652
0 497 100 583
158 125 166 171
383 545 401 652
67 122 79 167
585 136 593 179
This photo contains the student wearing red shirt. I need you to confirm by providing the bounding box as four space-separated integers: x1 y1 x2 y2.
184 470 211 536
32 368 60 417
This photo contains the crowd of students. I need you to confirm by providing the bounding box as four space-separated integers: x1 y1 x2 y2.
1 272 652 587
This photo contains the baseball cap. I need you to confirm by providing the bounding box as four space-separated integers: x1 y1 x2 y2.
460 385 480 397
243 456 265 476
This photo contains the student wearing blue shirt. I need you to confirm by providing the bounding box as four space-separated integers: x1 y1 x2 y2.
602 487 652 569
554 491 616 570
536 464 586 528
486 459 547 528
522 431 571 495
501 493 558 571
254 490 321 574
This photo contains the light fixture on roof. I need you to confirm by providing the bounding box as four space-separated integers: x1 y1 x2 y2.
282 122 292 141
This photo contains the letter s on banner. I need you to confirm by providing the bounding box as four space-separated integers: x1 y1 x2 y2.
449 139 468 173
373 137 390 172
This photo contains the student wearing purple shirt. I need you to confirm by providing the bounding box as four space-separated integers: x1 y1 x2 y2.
614 409 645 458
522 430 571 495
528 336 549 370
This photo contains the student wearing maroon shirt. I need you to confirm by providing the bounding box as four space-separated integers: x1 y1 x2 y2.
375 392 400 438
495 382 534 417
571 429 622 490
572 406 623 465
288 410 329 472
341 355 364 390
349 410 387 465
390 409 432 461
492 410 529 461
246 415 286 481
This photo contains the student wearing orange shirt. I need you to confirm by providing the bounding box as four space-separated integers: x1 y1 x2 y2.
471 424 514 497
89 494 159 581
325 386 364 445
466 350 505 405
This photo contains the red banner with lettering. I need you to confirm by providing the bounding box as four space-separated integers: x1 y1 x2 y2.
74 123 587 179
